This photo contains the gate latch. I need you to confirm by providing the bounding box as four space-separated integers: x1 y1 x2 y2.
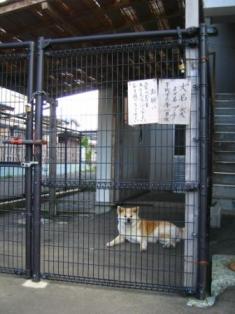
3 138 47 145
21 161 38 168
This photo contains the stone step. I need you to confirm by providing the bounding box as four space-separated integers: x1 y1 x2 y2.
215 108 235 115
214 141 235 151
214 161 235 172
216 93 235 100
214 124 235 132
212 198 235 212
215 100 235 108
214 151 235 162
214 115 235 124
215 131 235 141
213 94 235 205
213 184 235 199
213 172 235 185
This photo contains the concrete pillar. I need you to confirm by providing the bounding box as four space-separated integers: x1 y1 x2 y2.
95 88 114 213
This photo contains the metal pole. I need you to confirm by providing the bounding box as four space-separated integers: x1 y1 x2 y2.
198 23 209 299
43 27 198 46
64 129 68 191
25 41 34 277
0 41 35 49
49 100 57 217
32 37 44 282
79 134 82 185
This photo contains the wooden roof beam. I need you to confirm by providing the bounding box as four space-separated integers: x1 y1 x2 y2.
40 2 81 36
0 0 47 15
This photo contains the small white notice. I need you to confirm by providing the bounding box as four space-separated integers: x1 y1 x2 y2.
158 78 192 124
127 78 191 125
128 79 159 125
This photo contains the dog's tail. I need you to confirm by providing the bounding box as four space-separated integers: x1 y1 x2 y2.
176 227 185 241
180 227 185 240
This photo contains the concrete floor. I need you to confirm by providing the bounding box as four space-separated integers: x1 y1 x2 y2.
1 191 235 298
0 274 234 314
210 215 235 255
40 207 185 290
0 200 186 291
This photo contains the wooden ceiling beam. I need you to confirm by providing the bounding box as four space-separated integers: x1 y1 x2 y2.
0 0 47 15
40 2 81 36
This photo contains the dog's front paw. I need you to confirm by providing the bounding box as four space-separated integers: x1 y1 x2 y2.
162 242 171 248
140 243 147 252
106 241 113 248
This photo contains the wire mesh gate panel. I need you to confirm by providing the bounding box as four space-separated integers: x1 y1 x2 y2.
38 36 200 293
0 44 33 275
0 28 209 295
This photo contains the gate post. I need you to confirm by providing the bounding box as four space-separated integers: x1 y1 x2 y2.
25 42 35 277
198 23 209 299
32 37 44 281
49 99 57 217
184 0 200 292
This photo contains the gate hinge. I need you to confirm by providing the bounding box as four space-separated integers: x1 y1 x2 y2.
21 161 38 168
177 27 182 45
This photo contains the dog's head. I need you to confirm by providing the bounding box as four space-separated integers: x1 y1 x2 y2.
117 206 140 225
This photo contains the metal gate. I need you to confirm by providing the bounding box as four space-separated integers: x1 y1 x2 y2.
0 25 210 297
0 41 34 276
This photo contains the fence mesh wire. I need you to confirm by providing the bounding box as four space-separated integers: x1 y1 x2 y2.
0 38 200 293
0 53 29 274
39 40 199 292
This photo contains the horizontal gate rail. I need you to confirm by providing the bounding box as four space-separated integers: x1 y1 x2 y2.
41 27 199 46
0 41 34 49
42 179 199 192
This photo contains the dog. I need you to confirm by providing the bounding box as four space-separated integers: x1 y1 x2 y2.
106 206 184 251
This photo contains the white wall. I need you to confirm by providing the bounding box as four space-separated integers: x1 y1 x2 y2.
149 125 174 184
116 123 150 201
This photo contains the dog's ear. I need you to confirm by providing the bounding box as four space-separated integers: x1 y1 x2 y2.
132 206 139 213
117 206 123 214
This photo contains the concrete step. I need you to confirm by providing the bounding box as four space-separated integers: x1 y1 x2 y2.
216 93 235 100
213 184 235 199
215 115 235 124
214 161 235 172
214 124 235 132
215 131 235 141
215 100 235 108
214 141 235 151
213 94 235 204
213 172 235 185
212 198 235 212
214 151 235 162
215 108 235 115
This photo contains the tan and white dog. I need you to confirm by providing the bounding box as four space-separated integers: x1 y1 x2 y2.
106 206 184 251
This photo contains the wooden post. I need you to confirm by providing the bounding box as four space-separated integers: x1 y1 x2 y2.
184 0 200 291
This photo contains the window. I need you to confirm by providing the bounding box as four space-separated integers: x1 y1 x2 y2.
174 125 185 155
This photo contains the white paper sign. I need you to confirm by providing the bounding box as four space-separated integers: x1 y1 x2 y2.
158 79 191 125
127 78 191 126
128 79 159 125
